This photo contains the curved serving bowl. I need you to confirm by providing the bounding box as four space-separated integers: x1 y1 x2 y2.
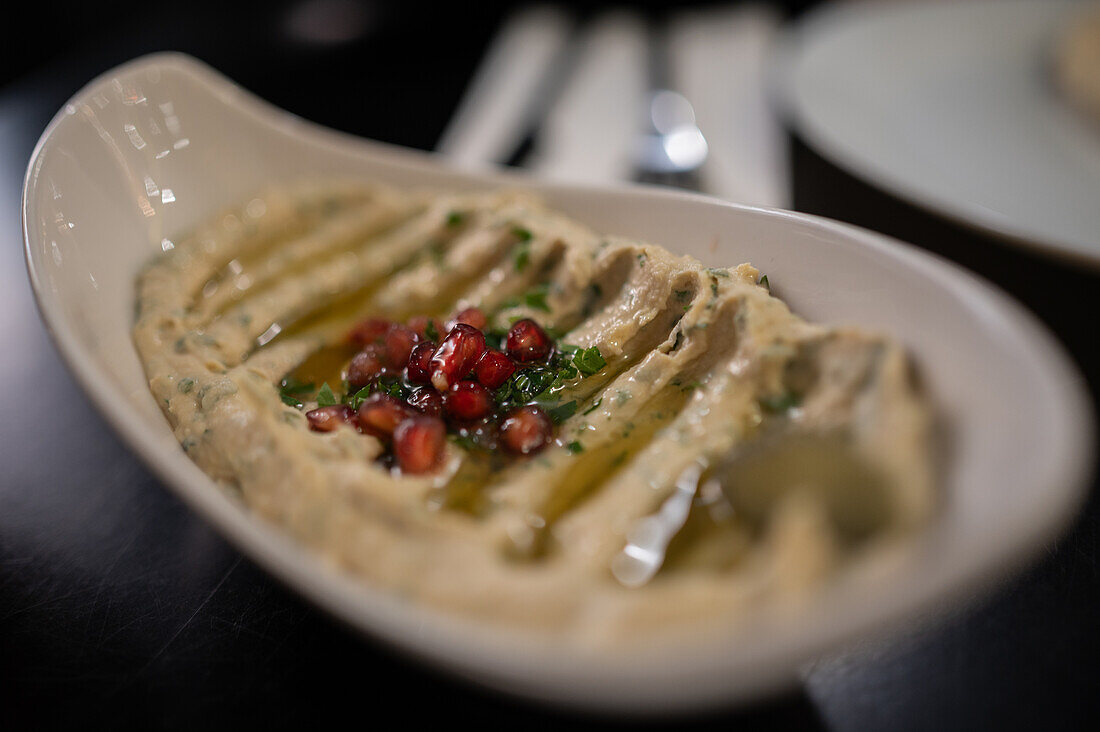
22 53 1095 712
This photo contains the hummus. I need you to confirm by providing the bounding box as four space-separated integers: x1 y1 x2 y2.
133 181 933 643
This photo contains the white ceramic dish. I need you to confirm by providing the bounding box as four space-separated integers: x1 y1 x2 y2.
778 0 1100 268
23 54 1094 712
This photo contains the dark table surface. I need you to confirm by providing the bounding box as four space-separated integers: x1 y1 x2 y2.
2 2 1097 729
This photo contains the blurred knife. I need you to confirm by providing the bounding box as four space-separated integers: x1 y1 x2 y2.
435 5 573 169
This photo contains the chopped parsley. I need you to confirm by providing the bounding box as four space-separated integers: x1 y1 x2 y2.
557 364 578 380
278 376 315 408
759 274 770 291
500 283 551 313
582 397 603 415
506 367 558 402
523 284 551 313
484 325 510 351
759 391 801 413
489 344 604 417
571 346 606 376
429 240 446 266
566 441 584 454
177 378 195 394
449 433 480 451
511 226 533 242
445 210 466 227
547 400 578 424
316 382 337 407
424 319 440 341
346 386 372 410
514 241 531 272
372 376 411 401
343 377 411 407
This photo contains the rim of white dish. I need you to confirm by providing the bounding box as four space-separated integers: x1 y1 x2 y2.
21 52 1097 712
775 0 1100 271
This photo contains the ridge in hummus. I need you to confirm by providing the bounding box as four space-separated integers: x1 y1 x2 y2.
133 180 935 645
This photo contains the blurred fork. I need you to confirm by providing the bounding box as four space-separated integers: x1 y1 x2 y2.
632 18 709 190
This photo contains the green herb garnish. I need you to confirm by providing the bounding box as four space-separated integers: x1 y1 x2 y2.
372 376 411 401
571 346 606 376
511 226 533 242
582 397 603 415
759 274 770 290
759 391 800 413
177 378 195 394
278 376 315 408
512 367 557 401
446 210 466 227
432 241 447 267
556 344 581 357
450 433 479 451
524 285 551 313
514 241 531 272
346 386 372 410
547 400 578 424
280 377 314 394
424 319 440 341
316 382 337 407
566 441 584 454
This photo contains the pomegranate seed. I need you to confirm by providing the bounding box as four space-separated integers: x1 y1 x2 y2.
347 317 393 346
475 349 516 389
407 387 444 417
430 324 486 391
407 315 445 341
445 380 493 420
306 405 358 433
500 406 553 455
406 341 436 384
451 306 487 331
505 318 551 363
393 416 446 474
346 347 385 391
357 394 415 440
383 325 419 368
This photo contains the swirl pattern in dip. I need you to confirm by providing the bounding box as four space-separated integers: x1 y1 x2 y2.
133 181 934 643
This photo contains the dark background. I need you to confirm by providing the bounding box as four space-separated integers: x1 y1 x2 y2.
1 1 1097 729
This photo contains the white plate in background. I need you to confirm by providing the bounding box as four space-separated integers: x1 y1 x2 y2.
23 54 1094 711
779 0 1100 267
